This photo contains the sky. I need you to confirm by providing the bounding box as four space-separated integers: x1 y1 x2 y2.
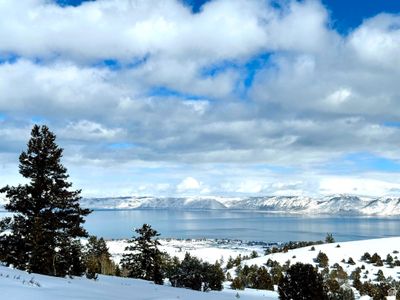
1 0 400 197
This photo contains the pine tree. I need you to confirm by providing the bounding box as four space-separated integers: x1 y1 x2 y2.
203 261 225 291
278 263 328 300
0 125 91 276
121 224 163 284
85 236 115 278
173 252 203 290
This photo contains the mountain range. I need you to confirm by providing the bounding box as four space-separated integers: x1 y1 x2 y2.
74 194 400 216
1 194 400 215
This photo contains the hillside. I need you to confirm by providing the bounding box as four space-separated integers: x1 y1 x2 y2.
76 195 400 216
0 265 277 300
1 237 400 299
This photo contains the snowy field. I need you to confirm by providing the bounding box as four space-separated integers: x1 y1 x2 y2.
1 237 400 299
107 238 270 264
0 265 277 300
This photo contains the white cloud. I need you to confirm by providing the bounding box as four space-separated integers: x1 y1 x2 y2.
236 180 264 194
177 177 201 192
319 176 400 197
349 14 400 70
61 120 125 141
1 1 400 196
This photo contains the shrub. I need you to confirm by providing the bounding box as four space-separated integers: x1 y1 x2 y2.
370 253 381 264
316 251 329 268
361 252 371 262
376 270 385 282
168 253 225 291
270 264 284 285
331 266 348 284
231 277 245 290
386 254 394 265
347 257 355 265
327 286 355 300
278 263 328 300
250 251 259 259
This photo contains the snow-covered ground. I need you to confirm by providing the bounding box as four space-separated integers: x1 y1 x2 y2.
0 265 278 300
241 236 400 282
107 238 269 264
1 237 400 299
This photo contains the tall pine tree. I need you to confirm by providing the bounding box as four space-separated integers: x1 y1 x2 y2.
0 125 91 277
121 224 163 284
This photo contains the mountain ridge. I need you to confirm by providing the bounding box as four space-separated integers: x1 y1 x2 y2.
2 194 400 215
75 194 400 216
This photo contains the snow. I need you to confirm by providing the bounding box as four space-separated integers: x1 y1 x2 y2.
0 265 277 300
107 238 268 265
241 237 400 283
80 194 400 216
1 237 400 299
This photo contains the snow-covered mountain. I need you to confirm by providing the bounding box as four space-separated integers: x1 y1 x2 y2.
79 194 400 216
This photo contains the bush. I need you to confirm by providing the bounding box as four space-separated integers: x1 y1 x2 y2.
316 251 329 268
202 261 225 291
231 277 245 290
234 264 274 291
386 254 394 265
168 253 225 292
328 287 355 300
250 251 259 259
278 263 328 300
358 282 391 300
376 270 385 282
347 257 355 265
361 252 371 262
331 266 348 284
270 263 284 285
370 253 381 264
252 267 273 290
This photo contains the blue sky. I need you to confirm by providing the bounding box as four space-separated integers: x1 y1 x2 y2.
0 0 400 197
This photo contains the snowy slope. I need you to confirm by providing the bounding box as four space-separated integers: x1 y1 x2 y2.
0 265 277 300
2 237 399 299
82 196 229 210
80 194 400 216
240 237 400 284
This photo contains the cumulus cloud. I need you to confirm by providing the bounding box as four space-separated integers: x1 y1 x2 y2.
1 0 400 196
176 177 202 192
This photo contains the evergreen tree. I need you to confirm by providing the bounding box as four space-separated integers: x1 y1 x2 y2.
85 236 115 278
231 276 246 290
253 266 273 290
121 224 163 284
278 263 328 300
172 252 203 290
0 125 91 276
203 261 225 291
325 233 335 243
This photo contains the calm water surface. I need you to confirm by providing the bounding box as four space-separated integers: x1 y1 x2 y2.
1 209 399 242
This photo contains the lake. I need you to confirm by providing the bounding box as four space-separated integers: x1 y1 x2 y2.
1 209 399 242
